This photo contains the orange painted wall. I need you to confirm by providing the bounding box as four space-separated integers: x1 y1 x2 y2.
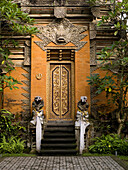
31 35 47 115
3 67 28 115
75 30 90 112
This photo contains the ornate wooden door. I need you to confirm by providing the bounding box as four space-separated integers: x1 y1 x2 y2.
49 64 71 119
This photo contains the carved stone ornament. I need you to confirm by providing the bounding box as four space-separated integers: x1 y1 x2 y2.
21 7 30 14
13 0 89 6
21 0 30 6
91 6 100 18
12 0 29 6
34 18 88 51
54 7 67 18
54 0 66 6
36 73 42 80
89 23 97 40
12 0 22 3
21 67 31 113
90 41 97 66
23 40 31 66
90 66 98 74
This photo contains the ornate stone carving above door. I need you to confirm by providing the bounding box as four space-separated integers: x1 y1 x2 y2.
34 18 88 51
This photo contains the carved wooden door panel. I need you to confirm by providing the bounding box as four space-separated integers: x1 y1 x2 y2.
50 64 71 119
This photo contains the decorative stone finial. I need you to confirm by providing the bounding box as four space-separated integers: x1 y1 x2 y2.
54 7 67 18
91 6 100 18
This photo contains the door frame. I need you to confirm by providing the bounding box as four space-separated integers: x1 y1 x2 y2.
46 60 75 121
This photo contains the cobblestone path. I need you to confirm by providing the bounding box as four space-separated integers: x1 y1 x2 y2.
0 156 125 170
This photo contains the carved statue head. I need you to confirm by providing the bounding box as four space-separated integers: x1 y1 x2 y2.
34 96 42 104
81 96 87 103
56 24 67 43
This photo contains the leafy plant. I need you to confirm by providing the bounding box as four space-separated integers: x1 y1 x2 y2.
0 0 37 35
89 134 128 155
0 109 25 141
0 136 25 153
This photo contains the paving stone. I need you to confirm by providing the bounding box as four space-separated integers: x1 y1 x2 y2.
0 156 126 170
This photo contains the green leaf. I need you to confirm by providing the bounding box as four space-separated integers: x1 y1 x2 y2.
13 86 19 89
114 31 118 36
105 88 107 91
109 87 112 92
2 61 5 65
117 22 120 28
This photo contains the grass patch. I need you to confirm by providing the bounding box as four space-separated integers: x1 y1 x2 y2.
118 156 128 161
117 156 128 166
1 153 36 157
82 153 113 157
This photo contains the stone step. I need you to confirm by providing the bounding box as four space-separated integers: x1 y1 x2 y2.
47 120 74 124
44 133 75 138
47 122 74 127
40 149 77 155
31 132 75 137
41 143 77 149
44 127 75 132
41 121 77 155
42 138 77 143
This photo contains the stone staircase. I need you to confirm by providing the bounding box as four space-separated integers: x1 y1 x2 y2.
40 121 78 155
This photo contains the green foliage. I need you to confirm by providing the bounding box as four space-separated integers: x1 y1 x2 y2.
0 109 26 154
0 39 22 92
87 0 128 135
0 0 37 35
100 0 128 34
0 0 38 92
0 109 25 141
0 74 22 91
89 134 128 155
87 73 116 96
0 136 25 153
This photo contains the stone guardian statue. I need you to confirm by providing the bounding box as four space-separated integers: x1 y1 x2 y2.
30 96 44 152
75 96 90 154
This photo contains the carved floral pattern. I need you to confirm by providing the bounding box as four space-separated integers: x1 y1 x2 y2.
61 66 69 115
52 66 60 116
52 65 70 118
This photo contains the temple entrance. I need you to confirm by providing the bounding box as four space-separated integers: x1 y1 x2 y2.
46 49 75 120
49 64 71 119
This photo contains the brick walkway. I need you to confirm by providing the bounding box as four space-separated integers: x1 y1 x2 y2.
0 156 125 170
